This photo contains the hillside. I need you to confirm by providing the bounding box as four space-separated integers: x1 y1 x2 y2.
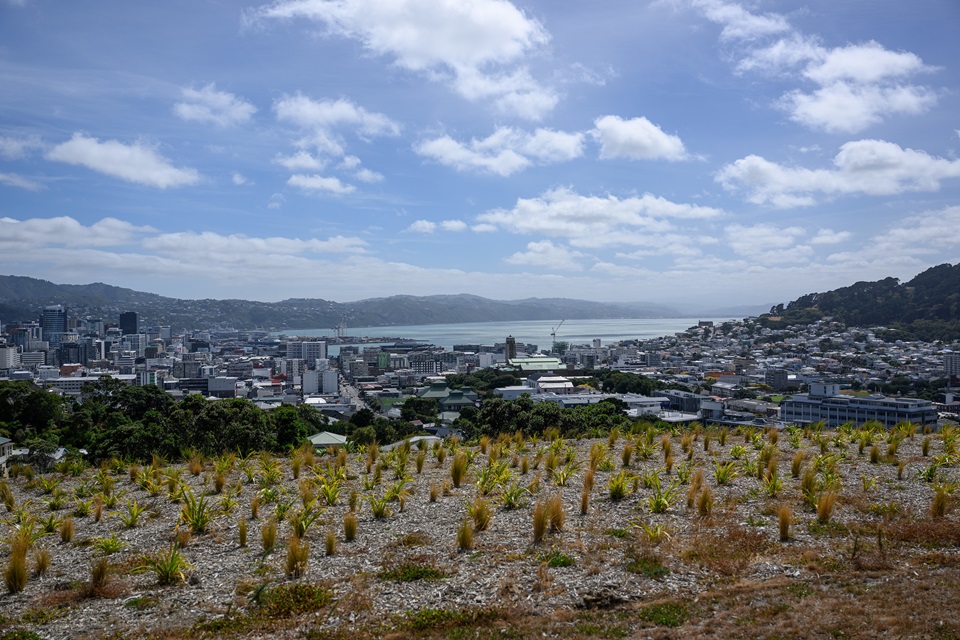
0 276 685 330
761 262 960 340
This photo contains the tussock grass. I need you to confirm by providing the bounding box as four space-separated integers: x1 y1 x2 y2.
457 517 474 552
343 511 358 542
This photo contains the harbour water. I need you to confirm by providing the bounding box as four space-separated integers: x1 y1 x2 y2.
276 317 732 353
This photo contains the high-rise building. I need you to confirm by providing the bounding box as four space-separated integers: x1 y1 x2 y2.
40 305 67 347
119 312 138 335
505 335 517 361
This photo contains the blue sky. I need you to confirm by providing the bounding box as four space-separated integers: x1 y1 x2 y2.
1 0 959 307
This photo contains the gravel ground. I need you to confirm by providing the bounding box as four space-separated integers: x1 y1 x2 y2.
0 425 957 639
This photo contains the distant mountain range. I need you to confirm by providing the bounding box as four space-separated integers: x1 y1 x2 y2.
762 262 960 341
0 275 767 330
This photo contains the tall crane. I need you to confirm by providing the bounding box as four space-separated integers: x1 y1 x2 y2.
551 319 565 354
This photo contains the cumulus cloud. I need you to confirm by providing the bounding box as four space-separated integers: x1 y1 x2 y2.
274 151 325 171
407 219 468 233
505 240 585 270
407 220 437 233
690 1 938 132
717 139 960 207
173 84 257 127
274 94 400 138
440 220 467 232
246 0 556 119
476 186 722 248
593 115 687 161
0 172 43 191
287 173 356 194
354 168 383 183
46 133 200 188
415 126 583 176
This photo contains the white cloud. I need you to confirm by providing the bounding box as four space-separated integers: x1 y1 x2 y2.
0 216 153 250
505 240 585 271
476 186 722 247
173 83 257 127
274 94 400 138
725 223 811 264
811 229 851 245
692 2 938 132
781 81 936 134
691 0 790 41
354 168 383 183
340 155 361 170
593 115 686 161
416 134 530 177
144 231 367 256
46 133 200 188
407 219 467 233
415 126 583 176
440 220 467 232
247 0 556 119
0 172 43 191
717 139 960 207
407 220 437 233
287 173 356 194
0 134 43 159
274 151 325 171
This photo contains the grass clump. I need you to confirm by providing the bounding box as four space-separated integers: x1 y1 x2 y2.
457 518 474 552
343 511 358 542
285 535 310 578
640 601 689 627
467 496 492 532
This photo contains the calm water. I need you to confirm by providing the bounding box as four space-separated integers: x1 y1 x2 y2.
275 317 730 352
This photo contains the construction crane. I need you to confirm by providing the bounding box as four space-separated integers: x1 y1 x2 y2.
551 319 565 354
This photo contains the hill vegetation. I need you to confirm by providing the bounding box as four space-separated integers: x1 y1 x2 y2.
0 275 682 330
760 262 960 340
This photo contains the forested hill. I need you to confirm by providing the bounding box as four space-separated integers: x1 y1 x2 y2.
0 275 684 330
761 263 960 340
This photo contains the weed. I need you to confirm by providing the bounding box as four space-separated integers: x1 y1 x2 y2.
640 601 688 627
541 549 574 567
260 582 333 617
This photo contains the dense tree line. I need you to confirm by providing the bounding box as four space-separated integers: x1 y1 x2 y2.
0 379 329 462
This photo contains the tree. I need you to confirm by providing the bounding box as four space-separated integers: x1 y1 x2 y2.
271 405 311 450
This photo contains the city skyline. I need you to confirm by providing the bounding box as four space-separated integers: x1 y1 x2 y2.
2 0 959 306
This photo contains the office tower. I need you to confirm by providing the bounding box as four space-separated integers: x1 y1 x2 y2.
119 311 138 335
40 305 67 347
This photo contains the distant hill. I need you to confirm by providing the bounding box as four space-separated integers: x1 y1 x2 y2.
0 276 694 330
761 263 960 341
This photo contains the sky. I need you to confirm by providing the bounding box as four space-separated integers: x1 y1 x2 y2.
1 0 959 308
